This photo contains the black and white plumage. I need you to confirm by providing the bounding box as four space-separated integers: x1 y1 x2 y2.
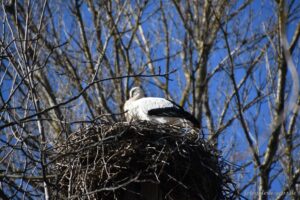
124 87 200 128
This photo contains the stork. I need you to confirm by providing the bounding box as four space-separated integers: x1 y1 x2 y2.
124 87 200 128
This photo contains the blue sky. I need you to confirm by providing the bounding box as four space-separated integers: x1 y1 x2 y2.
1 0 300 199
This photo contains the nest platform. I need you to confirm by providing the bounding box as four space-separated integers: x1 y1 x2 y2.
50 121 237 200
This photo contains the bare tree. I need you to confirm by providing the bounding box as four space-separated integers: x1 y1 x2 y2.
0 0 300 199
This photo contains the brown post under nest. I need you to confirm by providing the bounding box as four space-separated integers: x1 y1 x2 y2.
49 121 238 199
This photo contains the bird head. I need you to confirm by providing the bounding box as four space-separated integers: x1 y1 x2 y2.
129 87 145 100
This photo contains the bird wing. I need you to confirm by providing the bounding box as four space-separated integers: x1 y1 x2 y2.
147 99 200 128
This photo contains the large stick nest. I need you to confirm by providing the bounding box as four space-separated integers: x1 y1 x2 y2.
49 121 238 199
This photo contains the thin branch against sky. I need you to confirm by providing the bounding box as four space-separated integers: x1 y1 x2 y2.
0 0 299 199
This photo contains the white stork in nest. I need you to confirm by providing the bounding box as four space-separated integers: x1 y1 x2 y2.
124 87 200 128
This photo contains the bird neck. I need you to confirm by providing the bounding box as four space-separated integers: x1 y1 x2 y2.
131 94 143 100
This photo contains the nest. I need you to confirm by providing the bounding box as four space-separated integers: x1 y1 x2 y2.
49 121 237 200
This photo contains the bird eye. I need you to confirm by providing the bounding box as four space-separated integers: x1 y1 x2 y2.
132 89 137 96
130 89 136 97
